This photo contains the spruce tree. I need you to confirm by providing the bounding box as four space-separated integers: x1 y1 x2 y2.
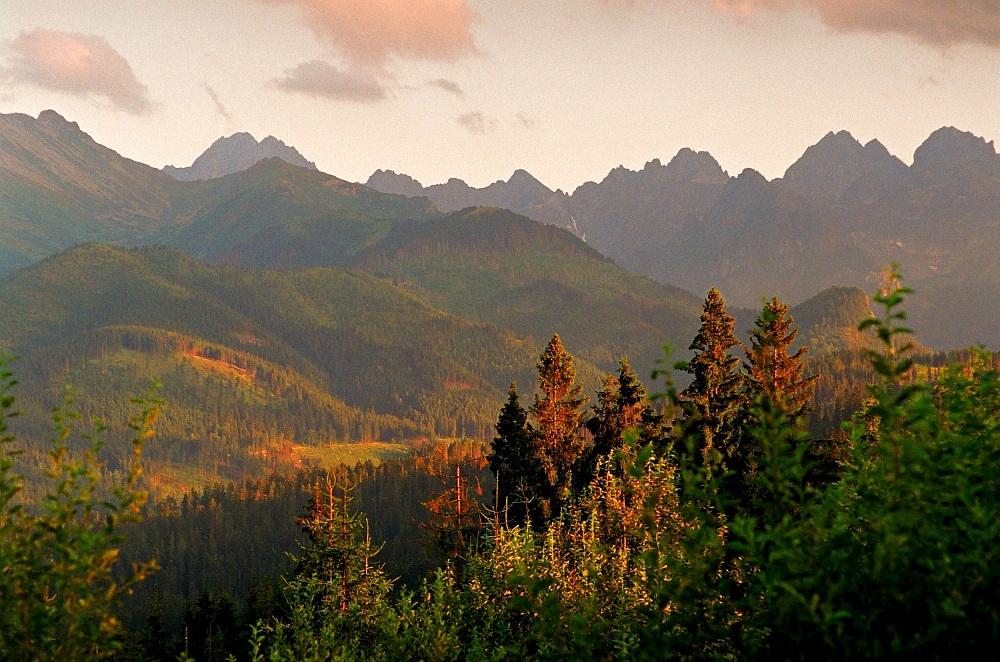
680 288 746 470
740 298 827 492
292 480 389 617
488 383 540 526
581 359 660 485
140 584 171 662
529 334 588 522
744 297 818 419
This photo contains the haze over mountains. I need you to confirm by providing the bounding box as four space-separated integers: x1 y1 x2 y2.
367 127 1000 349
14 106 996 495
3 107 1000 355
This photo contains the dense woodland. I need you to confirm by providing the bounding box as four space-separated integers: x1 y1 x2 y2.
2 270 999 660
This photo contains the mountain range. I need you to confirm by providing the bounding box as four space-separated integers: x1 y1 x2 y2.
5 108 997 351
367 128 1000 350
0 108 891 493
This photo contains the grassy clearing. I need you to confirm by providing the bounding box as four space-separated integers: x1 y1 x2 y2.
293 442 410 469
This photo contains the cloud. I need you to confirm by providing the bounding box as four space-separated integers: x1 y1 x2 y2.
0 29 153 114
457 110 499 135
428 78 464 97
203 85 233 121
272 59 388 102
258 0 478 66
712 0 1000 48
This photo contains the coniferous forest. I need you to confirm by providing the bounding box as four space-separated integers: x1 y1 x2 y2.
3 267 999 660
3 94 1000 660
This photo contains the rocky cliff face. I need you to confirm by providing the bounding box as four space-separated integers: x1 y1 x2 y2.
164 133 317 181
366 169 578 235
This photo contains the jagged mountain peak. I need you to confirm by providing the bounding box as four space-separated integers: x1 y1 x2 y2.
259 135 290 149
163 131 317 182
365 169 426 197
862 138 890 154
911 126 1000 184
36 109 81 131
819 129 862 147
504 168 551 195
734 167 770 187
783 130 906 203
507 168 541 186
663 148 729 183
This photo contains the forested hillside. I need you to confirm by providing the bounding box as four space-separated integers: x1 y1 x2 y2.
222 206 704 373
0 244 538 492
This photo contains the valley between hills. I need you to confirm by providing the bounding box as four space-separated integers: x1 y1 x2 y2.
2 108 998 495
4 107 1000 659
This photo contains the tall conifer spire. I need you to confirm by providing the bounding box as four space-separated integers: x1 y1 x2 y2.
681 288 746 467
744 297 818 419
488 383 538 526
529 334 587 520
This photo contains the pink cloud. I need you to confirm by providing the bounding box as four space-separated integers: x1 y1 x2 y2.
713 0 1000 48
259 0 478 65
1 29 153 114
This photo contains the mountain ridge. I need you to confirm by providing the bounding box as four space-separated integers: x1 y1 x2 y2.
164 132 317 181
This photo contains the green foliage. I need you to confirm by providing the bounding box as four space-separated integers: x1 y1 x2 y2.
489 384 539 527
529 335 588 523
728 268 1000 658
0 360 157 660
246 269 1000 660
679 288 747 472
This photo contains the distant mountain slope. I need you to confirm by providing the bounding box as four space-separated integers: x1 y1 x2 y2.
3 109 991 350
0 110 437 276
657 127 1000 320
366 149 730 270
781 131 908 205
367 169 579 234
789 286 875 353
164 133 317 181
221 205 704 376
568 149 730 279
0 110 175 275
158 158 438 260
368 127 1000 349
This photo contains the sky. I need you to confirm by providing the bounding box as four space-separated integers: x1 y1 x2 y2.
0 0 999 192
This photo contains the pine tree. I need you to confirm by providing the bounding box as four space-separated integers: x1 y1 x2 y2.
140 584 171 662
744 297 818 419
488 383 540 526
292 480 389 617
423 461 485 573
529 334 588 522
680 288 746 470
